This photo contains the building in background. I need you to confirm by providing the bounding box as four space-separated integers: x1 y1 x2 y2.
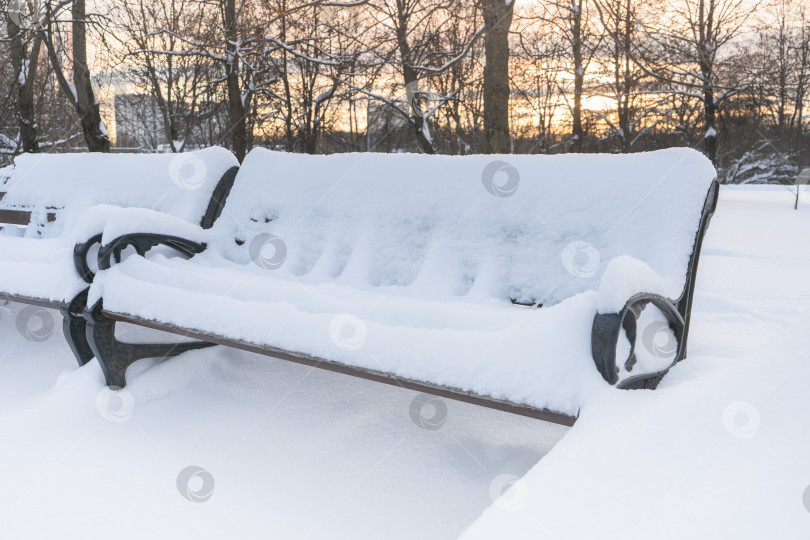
114 94 166 151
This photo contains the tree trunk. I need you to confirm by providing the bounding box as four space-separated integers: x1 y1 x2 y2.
703 85 717 164
72 0 110 152
280 1 295 151
8 19 41 153
481 0 514 154
619 0 632 153
395 6 435 154
224 0 247 162
571 2 584 153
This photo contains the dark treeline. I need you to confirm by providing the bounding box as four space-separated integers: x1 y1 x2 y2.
1 0 808 184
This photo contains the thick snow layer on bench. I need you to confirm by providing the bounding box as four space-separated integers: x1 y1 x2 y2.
0 238 78 301
89 147 716 416
100 207 210 245
212 148 715 306
596 255 671 313
1 147 237 236
90 253 606 416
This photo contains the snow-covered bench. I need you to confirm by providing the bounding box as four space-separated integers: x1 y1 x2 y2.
82 148 718 424
0 148 238 364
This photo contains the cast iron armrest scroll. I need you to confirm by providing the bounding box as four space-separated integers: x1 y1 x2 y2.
591 293 685 389
97 233 208 271
74 234 104 284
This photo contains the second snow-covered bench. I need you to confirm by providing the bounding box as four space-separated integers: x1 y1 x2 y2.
0 148 238 362
82 148 718 424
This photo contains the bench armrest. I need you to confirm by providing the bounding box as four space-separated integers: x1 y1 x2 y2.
71 205 136 283
74 233 104 283
591 256 685 388
75 207 209 278
97 233 208 271
592 294 685 388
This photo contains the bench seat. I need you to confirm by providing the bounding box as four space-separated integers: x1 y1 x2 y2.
84 147 718 423
89 251 611 418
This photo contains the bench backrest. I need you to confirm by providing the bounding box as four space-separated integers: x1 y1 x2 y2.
211 148 716 306
0 147 239 237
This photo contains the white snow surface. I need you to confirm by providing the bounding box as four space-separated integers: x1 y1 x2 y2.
0 148 237 302
100 207 210 245
596 255 671 313
1 185 809 539
88 147 716 417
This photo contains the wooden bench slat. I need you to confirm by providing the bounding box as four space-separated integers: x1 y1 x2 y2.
0 209 34 226
0 208 58 225
0 292 61 309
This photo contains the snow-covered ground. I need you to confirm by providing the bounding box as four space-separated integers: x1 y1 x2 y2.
1 185 809 539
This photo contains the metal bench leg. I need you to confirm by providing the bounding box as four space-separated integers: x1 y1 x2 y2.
83 300 215 388
60 288 95 366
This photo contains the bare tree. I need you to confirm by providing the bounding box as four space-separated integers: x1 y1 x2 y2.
0 39 17 157
794 6 810 165
5 1 43 153
760 0 796 132
114 0 219 152
260 0 362 154
543 0 603 153
151 0 364 161
360 0 484 154
430 0 484 153
512 14 565 153
479 0 514 153
642 0 758 164
41 0 111 152
594 0 663 152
